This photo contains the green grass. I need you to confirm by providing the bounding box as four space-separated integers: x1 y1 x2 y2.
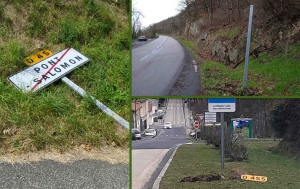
215 26 241 38
160 141 300 189
174 37 201 59
200 43 300 96
0 0 129 154
176 33 300 96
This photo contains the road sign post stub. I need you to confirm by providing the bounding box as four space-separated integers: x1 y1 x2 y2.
8 48 89 93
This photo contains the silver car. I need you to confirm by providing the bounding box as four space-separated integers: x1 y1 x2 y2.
132 129 141 139
138 36 147 41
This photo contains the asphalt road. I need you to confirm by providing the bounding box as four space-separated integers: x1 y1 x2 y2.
132 99 188 189
0 160 128 189
132 127 186 150
132 36 199 96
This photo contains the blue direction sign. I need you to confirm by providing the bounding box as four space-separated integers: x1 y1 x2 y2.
208 98 236 112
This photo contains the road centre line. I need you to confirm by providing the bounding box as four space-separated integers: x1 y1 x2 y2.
140 55 149 61
139 38 168 61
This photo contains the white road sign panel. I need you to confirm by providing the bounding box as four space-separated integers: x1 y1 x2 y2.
205 112 216 123
8 48 89 93
208 98 236 112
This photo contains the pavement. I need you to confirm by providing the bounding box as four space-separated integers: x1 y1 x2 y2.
139 100 195 189
132 149 169 189
0 160 129 189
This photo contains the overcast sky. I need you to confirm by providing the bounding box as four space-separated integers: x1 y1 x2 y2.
133 0 181 28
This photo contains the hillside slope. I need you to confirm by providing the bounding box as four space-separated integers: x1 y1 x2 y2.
146 0 300 96
0 0 129 156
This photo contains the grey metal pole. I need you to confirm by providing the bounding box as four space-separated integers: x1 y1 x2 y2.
61 77 129 130
221 112 225 170
135 98 137 129
243 5 254 89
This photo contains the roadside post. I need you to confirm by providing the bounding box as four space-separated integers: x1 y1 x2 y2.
8 48 129 130
194 121 199 140
243 5 254 89
208 98 236 170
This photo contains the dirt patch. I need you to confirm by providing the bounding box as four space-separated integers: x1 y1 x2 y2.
207 83 264 96
180 174 222 182
228 168 247 180
0 146 128 164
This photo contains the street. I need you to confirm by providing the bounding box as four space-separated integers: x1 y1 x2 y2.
132 99 189 189
0 160 128 189
132 36 199 96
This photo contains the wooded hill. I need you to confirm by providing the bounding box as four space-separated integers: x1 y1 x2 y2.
142 0 300 95
145 0 300 67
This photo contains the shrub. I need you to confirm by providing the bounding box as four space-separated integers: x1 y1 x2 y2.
203 126 248 162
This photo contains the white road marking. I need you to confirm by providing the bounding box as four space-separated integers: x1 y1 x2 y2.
139 38 168 61
194 65 198 72
140 55 149 61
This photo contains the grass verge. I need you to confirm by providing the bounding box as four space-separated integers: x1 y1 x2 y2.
176 35 300 96
0 0 129 155
160 141 300 189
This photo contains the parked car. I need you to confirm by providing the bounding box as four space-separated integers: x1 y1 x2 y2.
132 130 136 140
164 122 172 129
138 36 147 41
144 129 157 137
132 129 141 140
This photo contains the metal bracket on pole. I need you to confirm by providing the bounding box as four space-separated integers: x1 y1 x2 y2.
61 77 129 130
243 5 254 89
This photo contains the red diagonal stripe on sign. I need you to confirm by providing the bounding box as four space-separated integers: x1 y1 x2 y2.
29 47 71 93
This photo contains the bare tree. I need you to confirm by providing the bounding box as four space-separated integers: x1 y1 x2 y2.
132 3 144 39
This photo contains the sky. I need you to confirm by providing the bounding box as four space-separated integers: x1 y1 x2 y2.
133 0 181 28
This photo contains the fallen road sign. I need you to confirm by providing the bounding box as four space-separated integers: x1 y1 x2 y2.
8 47 89 93
241 175 267 182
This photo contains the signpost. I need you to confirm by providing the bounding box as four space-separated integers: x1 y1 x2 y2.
243 5 254 89
194 121 199 140
208 98 236 170
8 48 129 130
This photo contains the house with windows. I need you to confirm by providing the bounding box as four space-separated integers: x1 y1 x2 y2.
132 99 153 132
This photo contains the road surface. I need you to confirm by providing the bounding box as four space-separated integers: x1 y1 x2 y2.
132 36 199 96
0 160 128 189
132 99 188 189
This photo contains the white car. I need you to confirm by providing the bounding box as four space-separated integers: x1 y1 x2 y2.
144 129 157 137
164 122 172 129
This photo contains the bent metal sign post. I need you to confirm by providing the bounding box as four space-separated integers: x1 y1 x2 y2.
8 47 89 93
